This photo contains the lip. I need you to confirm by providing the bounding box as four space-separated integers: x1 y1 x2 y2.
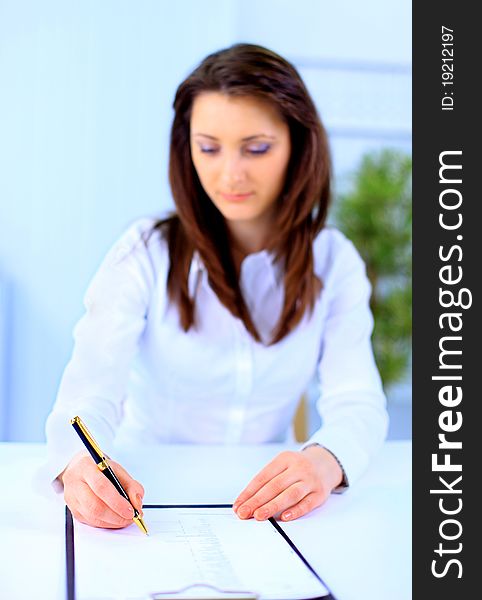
220 192 253 201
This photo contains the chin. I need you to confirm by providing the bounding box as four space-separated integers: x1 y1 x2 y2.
223 210 261 224
216 204 256 221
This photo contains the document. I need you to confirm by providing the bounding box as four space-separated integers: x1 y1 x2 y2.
71 506 331 599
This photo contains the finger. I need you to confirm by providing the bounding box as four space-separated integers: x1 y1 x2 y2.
73 507 132 529
66 480 133 528
250 481 311 521
83 468 135 521
109 461 145 513
236 469 302 519
233 453 291 512
279 490 325 522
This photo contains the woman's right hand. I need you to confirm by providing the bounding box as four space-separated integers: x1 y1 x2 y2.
61 451 145 529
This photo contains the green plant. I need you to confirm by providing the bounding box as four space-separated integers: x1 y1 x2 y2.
333 149 412 389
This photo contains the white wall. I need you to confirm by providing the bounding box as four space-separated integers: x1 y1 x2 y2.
0 0 411 441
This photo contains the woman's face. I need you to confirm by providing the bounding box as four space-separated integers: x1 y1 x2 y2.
190 92 291 235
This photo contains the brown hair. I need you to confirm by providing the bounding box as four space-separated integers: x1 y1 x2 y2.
152 43 332 344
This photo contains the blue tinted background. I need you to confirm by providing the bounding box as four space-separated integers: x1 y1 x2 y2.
0 0 411 441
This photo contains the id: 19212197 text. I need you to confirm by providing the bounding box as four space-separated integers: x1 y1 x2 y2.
441 25 454 111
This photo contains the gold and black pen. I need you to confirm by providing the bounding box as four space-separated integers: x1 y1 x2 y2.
70 416 148 535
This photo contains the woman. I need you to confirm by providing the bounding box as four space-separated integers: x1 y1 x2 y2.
45 43 388 529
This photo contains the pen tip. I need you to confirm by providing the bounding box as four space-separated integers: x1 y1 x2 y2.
133 515 149 536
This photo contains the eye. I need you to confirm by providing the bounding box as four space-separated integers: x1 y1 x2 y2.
199 146 219 154
245 143 271 155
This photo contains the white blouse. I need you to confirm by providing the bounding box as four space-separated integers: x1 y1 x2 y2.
44 218 388 490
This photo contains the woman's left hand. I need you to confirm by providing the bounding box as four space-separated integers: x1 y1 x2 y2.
233 446 343 522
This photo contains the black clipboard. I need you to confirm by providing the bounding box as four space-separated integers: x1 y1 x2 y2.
65 504 336 600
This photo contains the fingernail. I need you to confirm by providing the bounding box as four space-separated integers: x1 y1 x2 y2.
232 502 239 512
136 493 143 508
238 506 251 519
282 511 292 520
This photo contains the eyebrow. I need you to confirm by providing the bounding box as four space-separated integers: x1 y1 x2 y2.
192 133 276 142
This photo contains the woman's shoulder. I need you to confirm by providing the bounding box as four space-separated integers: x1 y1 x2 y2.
313 225 366 283
108 216 170 262
119 215 167 246
95 216 173 292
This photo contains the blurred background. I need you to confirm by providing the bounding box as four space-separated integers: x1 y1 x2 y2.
0 0 411 443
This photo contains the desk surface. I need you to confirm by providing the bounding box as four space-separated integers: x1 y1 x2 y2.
0 441 411 600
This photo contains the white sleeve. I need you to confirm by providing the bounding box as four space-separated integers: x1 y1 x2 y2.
304 234 389 487
42 219 158 492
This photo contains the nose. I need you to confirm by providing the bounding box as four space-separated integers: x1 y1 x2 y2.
220 152 247 188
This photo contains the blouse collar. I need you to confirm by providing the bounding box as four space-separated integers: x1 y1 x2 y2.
188 249 283 299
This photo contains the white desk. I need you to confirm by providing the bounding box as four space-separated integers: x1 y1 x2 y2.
0 441 411 600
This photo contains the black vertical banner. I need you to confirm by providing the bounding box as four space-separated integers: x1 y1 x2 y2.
413 2 478 598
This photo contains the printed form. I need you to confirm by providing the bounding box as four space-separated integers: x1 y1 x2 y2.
73 506 330 599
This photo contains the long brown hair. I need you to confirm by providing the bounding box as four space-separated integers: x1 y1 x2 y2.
152 43 332 344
